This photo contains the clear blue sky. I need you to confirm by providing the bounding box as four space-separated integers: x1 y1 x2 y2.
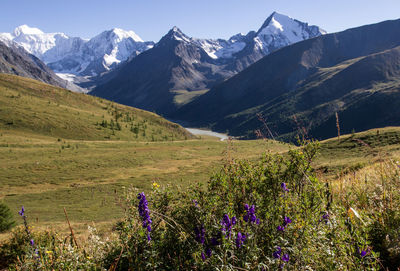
1 0 399 41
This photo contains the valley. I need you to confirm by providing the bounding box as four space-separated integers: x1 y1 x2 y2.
1 5 400 269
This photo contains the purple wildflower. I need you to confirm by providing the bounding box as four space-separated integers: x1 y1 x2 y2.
282 254 290 262
192 200 199 207
137 192 152 241
277 225 285 232
243 204 260 224
283 216 292 226
30 239 34 246
281 182 289 192
194 224 206 244
273 246 282 259
201 252 206 261
235 232 246 248
205 247 212 257
358 247 370 257
211 235 220 246
221 214 235 237
18 206 25 216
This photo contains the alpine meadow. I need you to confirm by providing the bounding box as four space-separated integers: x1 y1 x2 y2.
1 2 400 270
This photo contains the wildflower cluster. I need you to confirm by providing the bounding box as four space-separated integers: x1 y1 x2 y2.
235 232 246 249
273 246 289 262
221 214 236 237
194 224 205 244
137 192 152 241
243 204 260 224
277 216 292 232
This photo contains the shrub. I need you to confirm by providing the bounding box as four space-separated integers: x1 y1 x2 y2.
0 202 15 233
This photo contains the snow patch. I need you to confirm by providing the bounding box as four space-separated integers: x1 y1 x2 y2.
56 73 77 82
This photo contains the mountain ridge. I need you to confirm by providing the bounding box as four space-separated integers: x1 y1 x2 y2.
91 12 326 115
173 18 400 141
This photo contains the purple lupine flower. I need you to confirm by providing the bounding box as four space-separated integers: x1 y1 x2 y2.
19 206 25 216
277 225 285 232
205 247 212 257
235 232 246 248
30 239 34 246
282 254 290 262
273 246 282 259
361 250 367 257
194 224 206 244
281 182 289 192
201 252 206 261
137 192 152 241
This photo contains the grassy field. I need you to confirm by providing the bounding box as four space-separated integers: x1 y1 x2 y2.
0 129 290 230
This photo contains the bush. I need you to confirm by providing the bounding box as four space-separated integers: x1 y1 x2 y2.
0 202 15 233
104 141 379 270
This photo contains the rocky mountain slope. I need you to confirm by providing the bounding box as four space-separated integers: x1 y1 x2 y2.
0 40 83 91
91 12 325 115
174 18 400 141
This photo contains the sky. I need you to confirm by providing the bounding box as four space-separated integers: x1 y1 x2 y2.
1 0 399 41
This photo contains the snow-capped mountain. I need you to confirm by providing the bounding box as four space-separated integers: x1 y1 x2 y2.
0 25 154 78
253 12 326 54
164 12 326 64
92 12 326 116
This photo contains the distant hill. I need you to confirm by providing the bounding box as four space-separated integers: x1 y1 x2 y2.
91 12 325 115
0 74 193 141
174 18 400 141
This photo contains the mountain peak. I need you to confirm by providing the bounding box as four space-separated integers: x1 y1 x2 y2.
14 25 44 36
258 12 294 33
109 28 144 42
165 26 191 42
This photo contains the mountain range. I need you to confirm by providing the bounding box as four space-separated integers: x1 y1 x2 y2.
91 12 326 115
174 18 400 140
0 25 154 86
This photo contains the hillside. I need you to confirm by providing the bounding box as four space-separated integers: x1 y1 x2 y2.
0 74 193 141
174 18 400 141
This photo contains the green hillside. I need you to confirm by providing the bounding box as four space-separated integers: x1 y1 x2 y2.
0 74 193 141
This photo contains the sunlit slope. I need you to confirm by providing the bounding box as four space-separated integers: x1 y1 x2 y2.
0 74 193 141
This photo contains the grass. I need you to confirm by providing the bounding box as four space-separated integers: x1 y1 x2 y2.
315 127 400 177
0 74 193 141
0 130 290 230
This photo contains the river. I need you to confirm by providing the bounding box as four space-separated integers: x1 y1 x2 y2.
185 128 229 141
